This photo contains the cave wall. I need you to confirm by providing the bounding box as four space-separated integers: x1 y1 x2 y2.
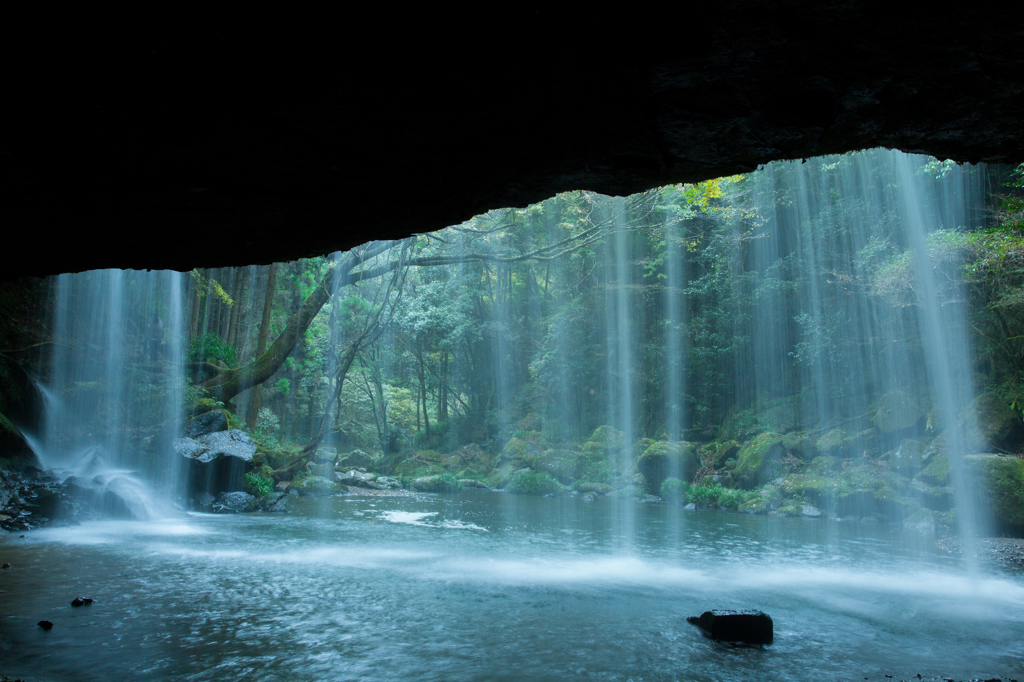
2 5 1021 278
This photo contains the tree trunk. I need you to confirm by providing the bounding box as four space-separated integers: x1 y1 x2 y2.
226 269 245 349
245 263 278 429
437 349 448 423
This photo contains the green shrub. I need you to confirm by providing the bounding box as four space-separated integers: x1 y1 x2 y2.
188 332 238 367
243 470 274 498
432 472 464 492
660 477 689 504
716 488 754 510
507 470 562 495
689 483 726 507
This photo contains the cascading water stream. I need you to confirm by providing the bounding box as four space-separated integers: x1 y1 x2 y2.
32 269 185 518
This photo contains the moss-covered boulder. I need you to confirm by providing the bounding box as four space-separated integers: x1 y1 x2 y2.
411 473 463 493
780 432 818 461
531 449 578 484
290 475 342 497
636 441 700 493
805 456 841 475
500 437 537 468
815 428 851 457
738 497 768 514
917 453 950 486
573 481 613 495
964 454 1024 534
872 387 929 434
733 433 786 488
902 507 937 533
889 439 926 476
586 425 625 455
708 440 741 468
931 392 1024 457
873 486 919 521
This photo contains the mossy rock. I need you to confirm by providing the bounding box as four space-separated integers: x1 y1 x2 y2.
416 450 442 462
588 424 625 447
576 481 615 495
780 433 818 461
719 407 761 442
815 428 850 457
964 454 1024 533
532 449 578 484
573 449 613 485
902 507 937 532
873 486 919 521
290 475 342 497
909 478 954 511
411 473 463 493
931 392 1024 456
739 497 768 514
805 455 841 475
705 440 740 468
871 388 929 434
500 436 538 467
633 437 657 460
636 441 700 493
835 489 875 517
776 503 803 517
917 453 950 486
733 433 786 488
517 413 543 432
440 453 466 471
889 439 926 476
487 465 516 490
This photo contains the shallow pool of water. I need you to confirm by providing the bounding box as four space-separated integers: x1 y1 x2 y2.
2 491 1022 681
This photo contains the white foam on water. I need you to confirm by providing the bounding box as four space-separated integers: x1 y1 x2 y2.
438 519 489 532
30 519 209 545
380 511 436 526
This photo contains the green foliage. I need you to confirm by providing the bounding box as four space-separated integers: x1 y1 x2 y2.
716 488 754 510
506 470 562 495
688 483 726 507
430 472 464 492
188 332 238 367
659 477 688 503
243 469 274 498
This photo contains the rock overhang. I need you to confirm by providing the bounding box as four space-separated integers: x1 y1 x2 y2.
2 5 1021 279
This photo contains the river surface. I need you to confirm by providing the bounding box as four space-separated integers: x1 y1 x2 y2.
1 490 1022 681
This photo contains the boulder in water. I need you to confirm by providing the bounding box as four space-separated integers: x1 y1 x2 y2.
193 492 216 512
185 410 229 438
337 469 381 489
175 430 256 464
338 449 375 470
212 491 257 513
258 491 289 512
686 610 773 644
176 430 256 498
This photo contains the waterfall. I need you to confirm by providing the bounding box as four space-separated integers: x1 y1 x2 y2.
34 269 185 516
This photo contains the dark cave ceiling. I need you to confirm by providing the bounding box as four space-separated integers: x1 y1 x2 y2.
2 6 1022 278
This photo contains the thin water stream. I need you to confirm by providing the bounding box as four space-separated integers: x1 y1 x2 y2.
2 491 1022 681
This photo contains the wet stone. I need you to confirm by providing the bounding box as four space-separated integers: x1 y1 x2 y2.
185 410 228 438
687 610 773 644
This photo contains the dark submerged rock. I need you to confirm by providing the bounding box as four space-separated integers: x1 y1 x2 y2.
70 597 93 607
258 491 288 512
686 610 773 644
212 491 257 513
38 620 53 630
